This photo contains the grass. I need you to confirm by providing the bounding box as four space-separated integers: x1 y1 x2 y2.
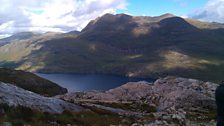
0 103 141 126
97 102 157 113
186 109 217 122
0 68 67 96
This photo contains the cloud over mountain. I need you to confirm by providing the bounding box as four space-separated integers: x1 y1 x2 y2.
190 0 224 23
0 0 127 36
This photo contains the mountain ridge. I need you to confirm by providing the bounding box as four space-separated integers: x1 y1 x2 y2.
0 13 223 83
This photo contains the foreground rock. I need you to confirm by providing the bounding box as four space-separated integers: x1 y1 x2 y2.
0 82 83 113
61 76 218 125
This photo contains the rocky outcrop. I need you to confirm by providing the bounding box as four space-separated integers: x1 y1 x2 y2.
152 77 217 110
0 76 218 125
62 81 153 102
61 76 218 125
62 77 217 109
0 82 83 113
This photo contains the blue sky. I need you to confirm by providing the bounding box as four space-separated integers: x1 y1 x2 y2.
118 0 208 16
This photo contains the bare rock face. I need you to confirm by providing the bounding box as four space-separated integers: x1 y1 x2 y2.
61 76 218 125
106 81 153 101
61 81 153 102
62 77 217 110
153 77 216 109
0 82 83 113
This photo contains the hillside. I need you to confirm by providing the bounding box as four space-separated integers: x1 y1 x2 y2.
0 68 67 96
0 13 224 83
0 32 41 46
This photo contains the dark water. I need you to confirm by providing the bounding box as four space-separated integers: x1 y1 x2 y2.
36 73 154 92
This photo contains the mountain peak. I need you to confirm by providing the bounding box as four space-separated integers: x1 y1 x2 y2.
101 13 132 17
160 13 175 17
82 13 133 32
152 13 176 21
94 13 178 25
99 13 132 21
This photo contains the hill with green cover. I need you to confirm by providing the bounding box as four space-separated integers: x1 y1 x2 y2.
0 68 67 96
0 13 223 83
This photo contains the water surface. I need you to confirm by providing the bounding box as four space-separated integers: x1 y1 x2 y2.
37 73 153 92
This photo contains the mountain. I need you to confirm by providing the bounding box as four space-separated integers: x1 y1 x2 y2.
0 13 224 83
185 18 224 29
0 32 41 46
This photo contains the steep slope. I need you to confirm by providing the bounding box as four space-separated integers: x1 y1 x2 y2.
0 32 41 46
0 14 223 83
0 68 67 96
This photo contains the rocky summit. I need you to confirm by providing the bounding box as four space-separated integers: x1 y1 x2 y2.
0 82 83 113
61 76 218 126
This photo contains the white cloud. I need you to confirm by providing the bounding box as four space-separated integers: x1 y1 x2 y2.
190 0 224 23
173 0 188 7
0 0 127 36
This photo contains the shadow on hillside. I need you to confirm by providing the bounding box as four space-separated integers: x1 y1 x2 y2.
0 16 224 83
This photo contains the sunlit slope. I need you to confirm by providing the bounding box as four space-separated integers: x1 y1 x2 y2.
0 14 223 83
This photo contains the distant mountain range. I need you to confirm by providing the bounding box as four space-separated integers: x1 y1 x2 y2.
0 13 224 83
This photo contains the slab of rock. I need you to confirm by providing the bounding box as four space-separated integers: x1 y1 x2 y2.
151 76 217 111
0 82 83 113
61 76 218 125
62 77 217 111
61 81 153 102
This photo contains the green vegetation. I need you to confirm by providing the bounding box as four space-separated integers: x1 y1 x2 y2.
186 109 216 122
97 102 157 113
0 68 67 96
0 103 152 126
